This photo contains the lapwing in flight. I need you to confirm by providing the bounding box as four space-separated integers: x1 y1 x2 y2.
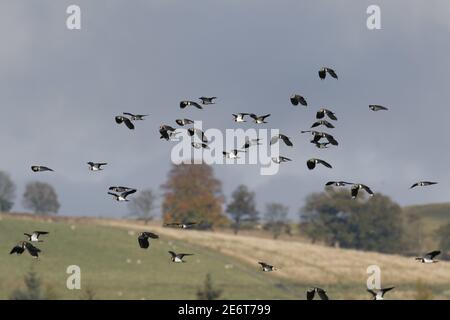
165 222 197 229
138 232 159 249
316 108 337 121
351 184 374 199
10 241 41 259
115 116 135 130
258 262 277 272
369 105 388 112
367 287 395 300
176 118 194 126
31 166 54 172
306 287 329 300
318 67 338 80
108 189 137 202
168 251 193 263
415 250 441 264
199 97 217 105
249 113 271 124
24 231 49 243
180 100 203 109
307 158 332 170
123 112 148 120
232 113 250 122
410 181 438 189
87 162 107 171
270 134 293 147
290 94 307 106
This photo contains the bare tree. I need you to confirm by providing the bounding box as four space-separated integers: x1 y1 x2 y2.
127 189 157 224
22 181 60 215
264 202 289 239
0 171 16 212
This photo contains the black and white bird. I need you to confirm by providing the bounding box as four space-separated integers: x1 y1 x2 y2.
351 184 374 199
242 138 262 149
123 112 148 120
290 94 307 106
24 231 49 242
258 262 277 272
159 125 177 141
137 232 159 249
108 189 137 202
318 67 338 80
165 222 197 229
192 142 209 149
249 113 271 124
187 128 208 143
311 120 335 129
301 130 339 146
180 100 203 109
369 105 388 112
367 287 395 300
223 149 246 159
410 181 438 189
168 251 193 263
176 118 194 126
306 287 329 300
270 134 293 147
115 116 135 130
272 156 292 164
313 141 330 149
307 158 332 170
415 250 441 264
326 181 353 187
31 165 54 172
316 108 337 121
87 162 107 171
232 113 250 123
199 97 217 105
109 186 134 193
10 241 41 258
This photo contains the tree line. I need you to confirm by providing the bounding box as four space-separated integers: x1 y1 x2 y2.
2 164 450 257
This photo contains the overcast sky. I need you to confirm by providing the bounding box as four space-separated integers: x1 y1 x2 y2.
1 1 449 218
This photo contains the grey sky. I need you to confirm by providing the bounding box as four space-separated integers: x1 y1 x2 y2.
1 1 449 218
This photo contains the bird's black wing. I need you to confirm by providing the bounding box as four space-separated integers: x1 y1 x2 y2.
179 253 194 258
290 96 299 106
25 242 41 257
168 251 177 258
426 250 441 259
298 96 307 106
280 135 293 147
318 159 332 169
123 112 135 117
325 110 337 120
361 185 374 196
323 120 335 128
10 245 25 255
381 287 395 296
306 289 315 300
191 101 203 109
317 288 329 300
35 231 49 236
123 118 135 130
143 232 159 239
326 68 338 79
410 183 419 189
122 189 137 198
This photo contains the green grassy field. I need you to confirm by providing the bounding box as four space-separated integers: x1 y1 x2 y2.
0 214 302 300
2 213 450 300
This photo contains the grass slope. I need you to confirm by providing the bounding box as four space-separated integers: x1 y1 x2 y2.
0 214 300 300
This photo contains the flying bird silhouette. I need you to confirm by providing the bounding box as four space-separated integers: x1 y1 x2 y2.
410 181 438 189
138 232 159 249
180 100 203 109
168 251 193 263
367 287 395 300
31 166 54 172
306 287 329 300
290 94 307 106
318 67 338 80
115 116 135 130
307 158 332 170
415 250 441 264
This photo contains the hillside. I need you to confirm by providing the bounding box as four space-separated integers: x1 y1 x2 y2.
2 213 450 299
403 202 450 250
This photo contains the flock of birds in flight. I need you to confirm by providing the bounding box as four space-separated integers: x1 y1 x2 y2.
10 67 442 300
